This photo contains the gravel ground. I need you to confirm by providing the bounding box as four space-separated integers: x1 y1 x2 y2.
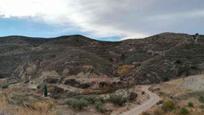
179 74 204 91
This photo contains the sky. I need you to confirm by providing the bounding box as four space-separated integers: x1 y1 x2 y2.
0 0 203 41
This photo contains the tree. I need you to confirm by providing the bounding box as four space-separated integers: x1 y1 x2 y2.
43 84 48 97
193 33 199 44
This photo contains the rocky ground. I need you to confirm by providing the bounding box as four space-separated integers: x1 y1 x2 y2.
145 74 204 115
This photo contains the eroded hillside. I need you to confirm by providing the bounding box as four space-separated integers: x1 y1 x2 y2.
1 33 204 115
0 33 204 85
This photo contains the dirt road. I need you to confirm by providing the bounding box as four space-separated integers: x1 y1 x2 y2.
120 86 160 115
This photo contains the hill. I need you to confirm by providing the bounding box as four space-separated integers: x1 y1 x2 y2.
1 32 204 114
0 33 204 85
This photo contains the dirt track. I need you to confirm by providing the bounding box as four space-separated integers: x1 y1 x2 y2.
120 86 160 115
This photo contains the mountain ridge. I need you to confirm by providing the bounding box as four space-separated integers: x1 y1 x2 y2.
0 32 203 86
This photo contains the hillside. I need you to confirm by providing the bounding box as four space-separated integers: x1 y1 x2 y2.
1 33 204 114
148 74 204 115
0 33 204 85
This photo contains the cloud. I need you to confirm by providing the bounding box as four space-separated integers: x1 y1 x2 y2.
0 0 203 39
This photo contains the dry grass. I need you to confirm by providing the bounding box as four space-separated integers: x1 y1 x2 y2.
0 94 57 115
150 75 204 115
31 100 55 112
147 107 204 115
117 64 135 77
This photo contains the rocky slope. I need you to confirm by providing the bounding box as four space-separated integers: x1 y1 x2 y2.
0 33 204 87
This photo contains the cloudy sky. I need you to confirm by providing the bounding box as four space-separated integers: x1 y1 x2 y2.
0 0 203 41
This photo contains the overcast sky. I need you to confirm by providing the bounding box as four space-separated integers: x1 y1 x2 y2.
0 0 203 41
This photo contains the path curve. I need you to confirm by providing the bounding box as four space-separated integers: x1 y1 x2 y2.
120 86 160 115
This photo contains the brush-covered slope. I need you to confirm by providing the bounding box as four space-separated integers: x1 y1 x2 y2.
0 33 203 85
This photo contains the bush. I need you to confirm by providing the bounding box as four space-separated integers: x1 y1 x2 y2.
162 100 175 112
153 109 164 115
95 101 105 113
163 76 170 82
175 60 182 64
141 112 150 115
8 94 29 105
117 65 134 76
109 94 127 106
179 108 189 115
199 105 204 109
188 102 194 107
199 96 204 103
66 95 103 110
0 83 9 89
74 95 101 104
129 92 137 101
66 98 89 110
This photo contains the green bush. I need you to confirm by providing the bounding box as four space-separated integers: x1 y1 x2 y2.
162 100 175 112
95 101 105 113
86 95 98 103
188 102 194 107
109 94 127 106
0 83 9 89
179 107 189 115
74 95 102 104
199 96 204 103
66 95 103 110
163 76 170 81
66 98 89 110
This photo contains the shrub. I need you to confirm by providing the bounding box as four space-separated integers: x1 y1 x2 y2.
66 98 89 110
117 65 134 76
153 109 164 115
0 83 9 89
179 107 189 115
95 101 105 113
129 92 137 101
163 76 170 82
188 102 194 107
141 112 150 115
8 94 29 105
66 95 105 111
199 96 204 103
199 105 204 109
175 60 182 64
109 94 127 106
74 95 101 104
162 100 175 112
